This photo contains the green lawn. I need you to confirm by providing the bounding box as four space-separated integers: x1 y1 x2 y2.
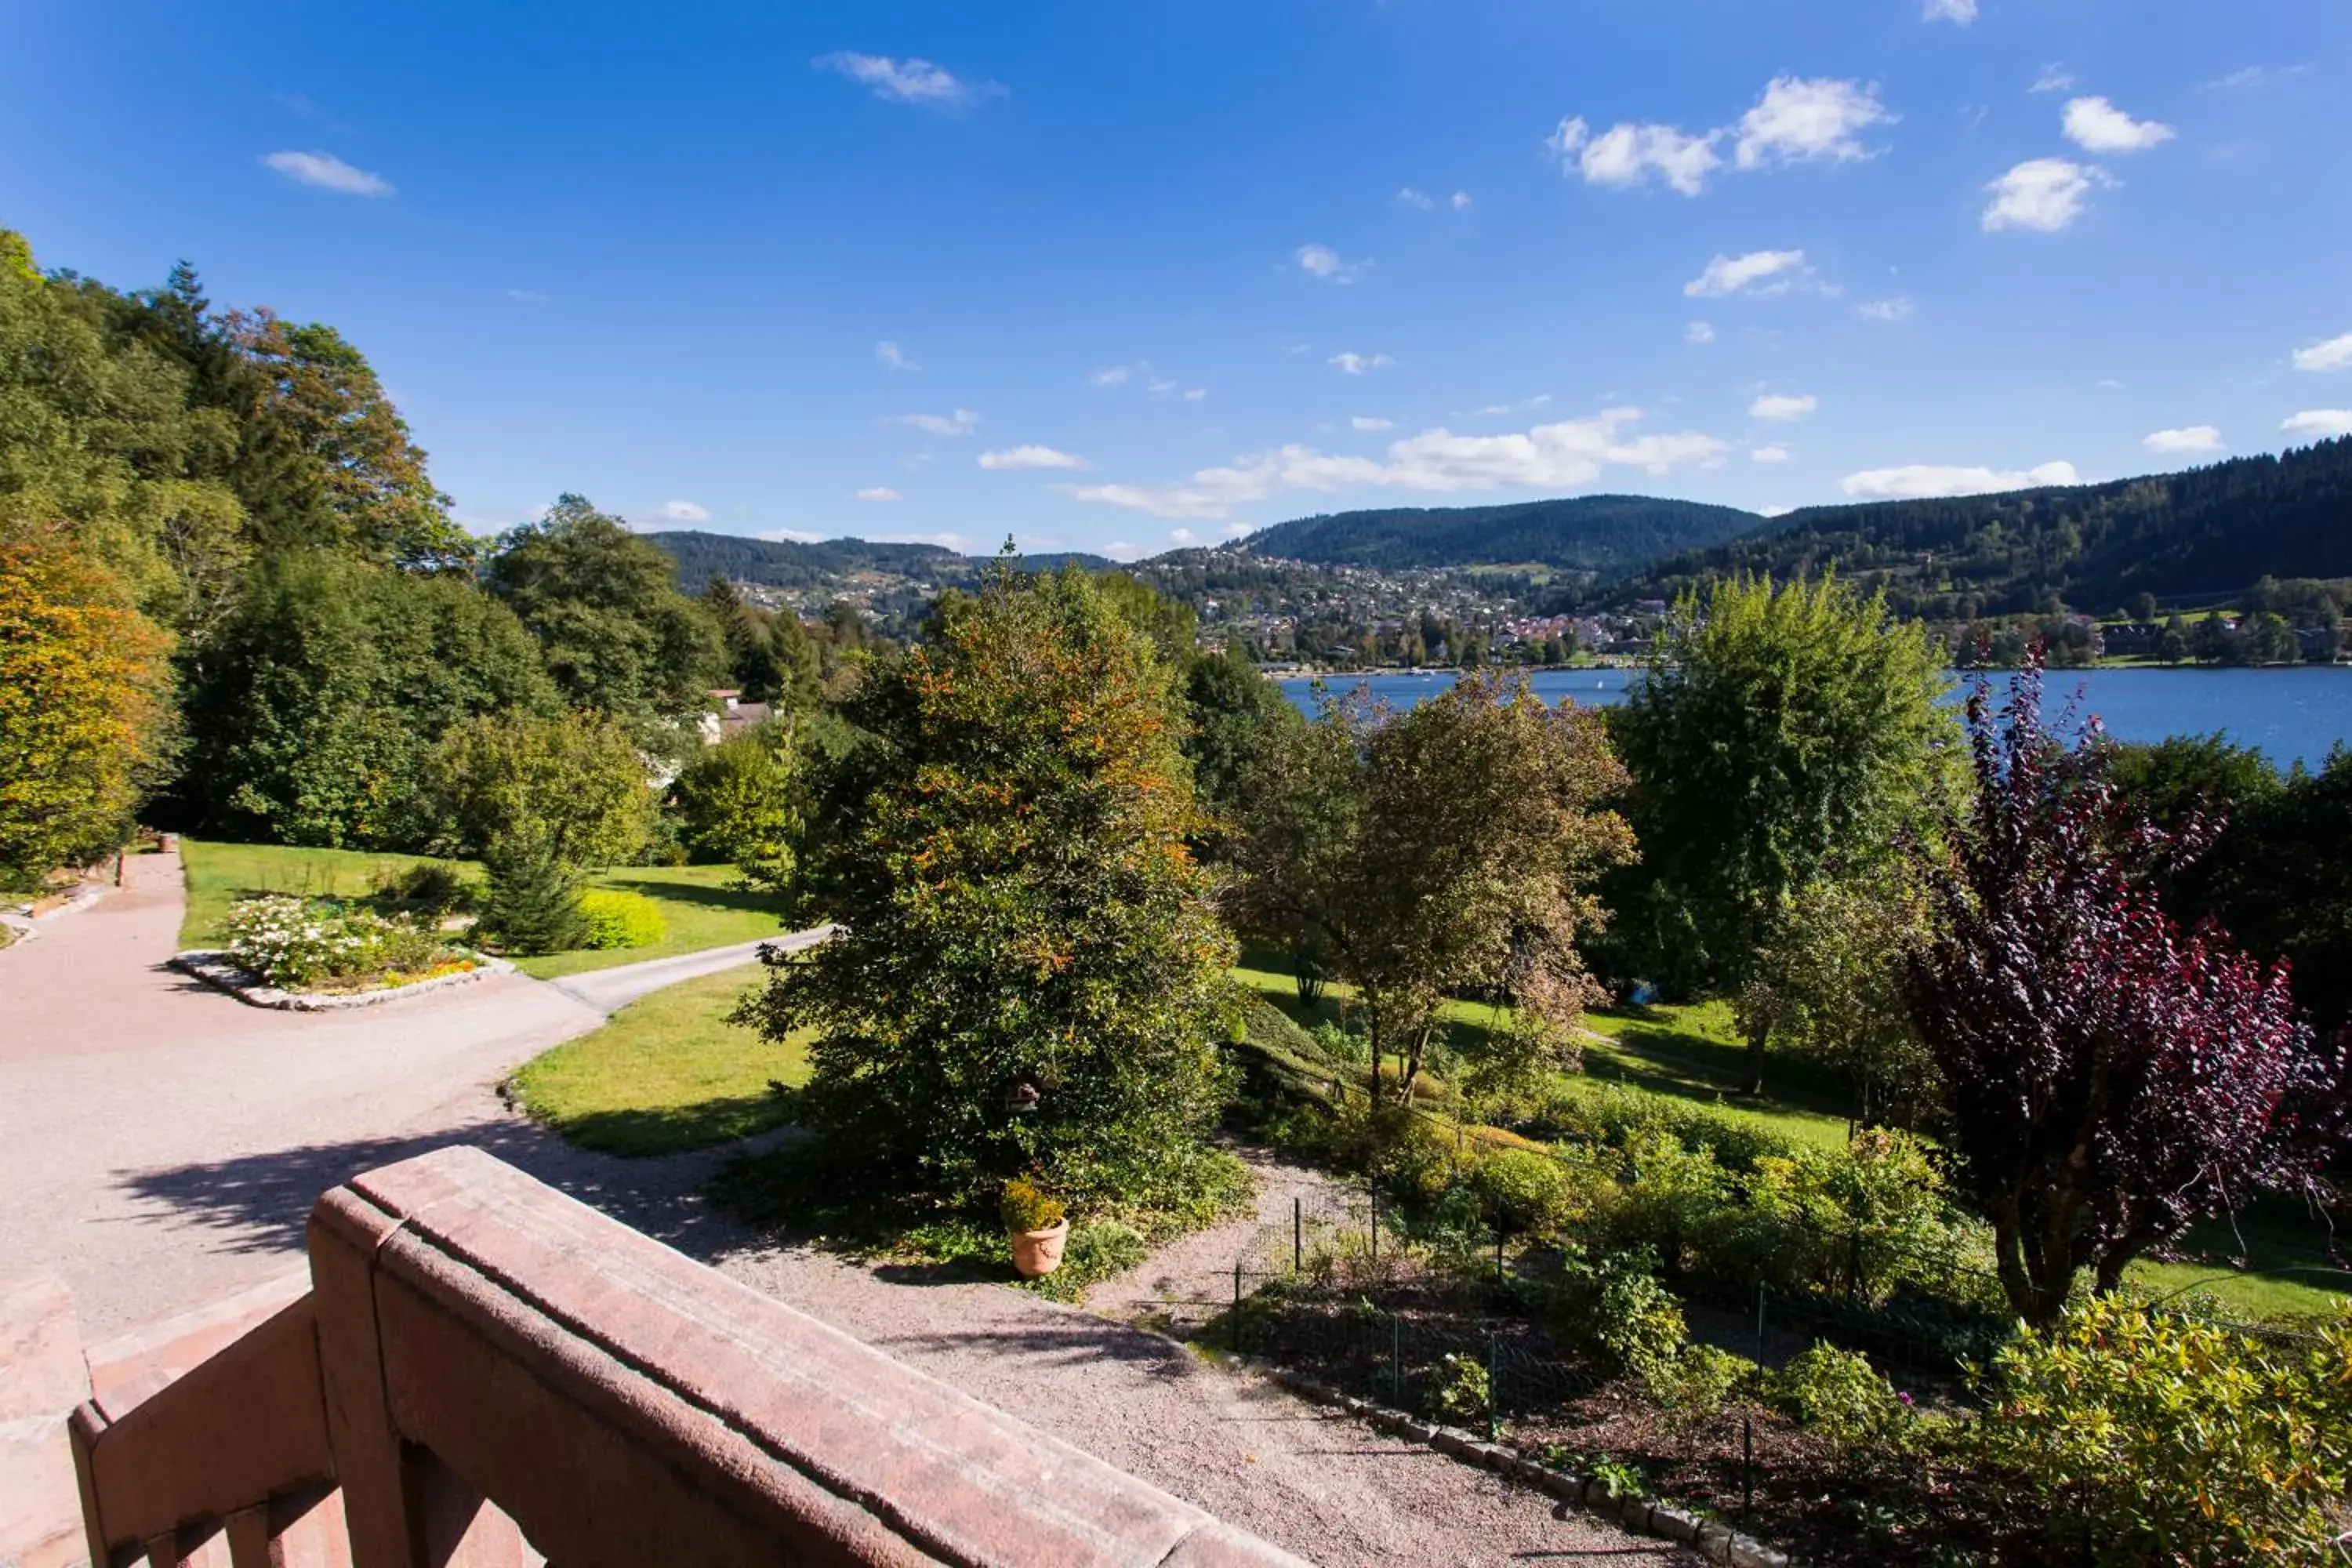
1232 961 1853 1151
1233 953 2349 1320
506 965 812 1156
178 840 789 976
506 865 787 979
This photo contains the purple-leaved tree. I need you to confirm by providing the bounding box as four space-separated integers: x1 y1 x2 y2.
1902 652 2347 1327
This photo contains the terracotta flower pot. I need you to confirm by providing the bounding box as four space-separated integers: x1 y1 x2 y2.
1011 1218 1070 1279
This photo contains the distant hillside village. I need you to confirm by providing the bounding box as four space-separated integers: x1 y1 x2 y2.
659 435 2352 673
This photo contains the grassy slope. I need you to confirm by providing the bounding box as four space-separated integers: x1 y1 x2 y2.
506 965 811 1156
1233 957 2348 1321
178 840 787 977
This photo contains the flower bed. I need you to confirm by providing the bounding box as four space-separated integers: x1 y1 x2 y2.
182 893 507 1007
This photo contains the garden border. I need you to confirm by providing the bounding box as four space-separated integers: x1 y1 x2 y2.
171 949 514 1011
1257 1363 1795 1567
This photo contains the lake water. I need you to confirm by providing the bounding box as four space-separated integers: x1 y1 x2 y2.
1278 667 2352 771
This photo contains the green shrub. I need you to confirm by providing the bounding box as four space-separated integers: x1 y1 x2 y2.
480 837 587 956
1770 1342 1909 1446
1428 1352 1492 1425
1061 1218 1145 1277
1471 1147 1575 1236
1645 1343 1755 1420
1973 1294 2352 1565
369 861 477 918
575 889 667 950
999 1177 1067 1233
1592 1263 1689 1380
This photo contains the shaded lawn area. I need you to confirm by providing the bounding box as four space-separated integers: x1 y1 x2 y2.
1229 960 1854 1152
179 840 787 976
506 965 811 1156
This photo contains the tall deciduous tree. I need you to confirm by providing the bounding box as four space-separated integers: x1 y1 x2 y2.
1901 659 2347 1327
0 530 171 886
485 495 723 727
737 567 1236 1204
1182 637 1305 843
1737 870 1939 1129
174 553 557 847
1237 674 1634 1102
1610 573 1959 1090
216 311 473 571
419 710 656 867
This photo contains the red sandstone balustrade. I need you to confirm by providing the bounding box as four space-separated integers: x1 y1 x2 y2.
67 1146 1308 1568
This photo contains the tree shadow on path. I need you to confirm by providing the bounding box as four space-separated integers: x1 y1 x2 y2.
111 1117 765 1272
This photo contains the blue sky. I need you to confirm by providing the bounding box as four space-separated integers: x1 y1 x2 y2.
7 0 2348 560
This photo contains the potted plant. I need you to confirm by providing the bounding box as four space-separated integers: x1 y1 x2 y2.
1000 1176 1069 1278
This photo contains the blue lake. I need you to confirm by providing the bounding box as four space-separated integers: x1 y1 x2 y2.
1279 667 2352 771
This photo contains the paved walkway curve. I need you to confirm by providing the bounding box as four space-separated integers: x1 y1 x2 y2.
0 851 1691 1566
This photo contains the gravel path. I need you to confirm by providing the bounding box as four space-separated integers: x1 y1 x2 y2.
706 1155 1697 1568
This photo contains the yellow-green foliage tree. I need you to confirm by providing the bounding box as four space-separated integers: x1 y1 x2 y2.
0 529 170 887
739 565 1237 1206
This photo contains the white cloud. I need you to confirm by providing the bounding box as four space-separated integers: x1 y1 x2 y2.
1457 395 1554 418
870 530 973 550
1749 393 1819 422
1982 158 2111 232
1451 191 1472 210
261 150 392 196
1183 387 1207 401
1329 351 1397 375
1102 541 1144 562
1352 416 1396 431
1685 249 1811 297
1297 244 1373 284
1734 76 1896 170
2292 332 2352 372
1169 528 1200 546
1548 117 1722 196
2031 64 2078 94
1396 187 1434 210
2204 64 2313 93
1552 76 1893 198
2143 426 2223 454
757 528 824 544
978 445 1088 470
876 339 920 372
854 487 902 502
1922 0 1976 22
1686 321 1717 344
2063 96 2176 154
1064 407 1727 519
1857 297 1915 323
815 52 998 107
1752 445 1792 463
1842 460 2082 499
885 408 979 436
657 500 710 523
1089 365 1136 387
1759 505 1796 519
1223 521 1251 538
1148 376 1178 395
2284 410 2352 439
506 289 549 304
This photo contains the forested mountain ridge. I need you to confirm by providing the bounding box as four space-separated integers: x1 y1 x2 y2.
652 529 1114 590
1617 438 2352 617
1235 495 1762 573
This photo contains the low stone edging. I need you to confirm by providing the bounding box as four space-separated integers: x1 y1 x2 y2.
2 881 112 943
1259 1364 1793 1567
172 949 514 1011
